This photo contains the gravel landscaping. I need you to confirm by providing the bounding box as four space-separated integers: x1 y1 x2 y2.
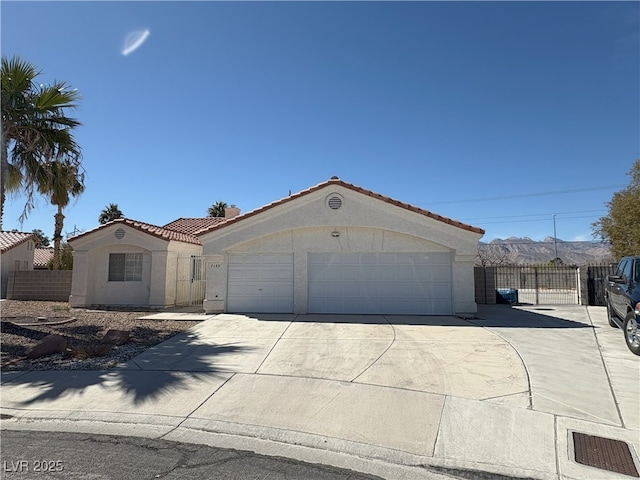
1 301 202 371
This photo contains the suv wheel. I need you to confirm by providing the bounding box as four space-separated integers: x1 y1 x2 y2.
623 312 640 356
606 299 618 327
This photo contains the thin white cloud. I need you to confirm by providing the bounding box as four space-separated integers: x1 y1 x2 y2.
572 233 593 242
122 29 150 56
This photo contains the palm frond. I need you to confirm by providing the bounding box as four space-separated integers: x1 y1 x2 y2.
1 55 84 225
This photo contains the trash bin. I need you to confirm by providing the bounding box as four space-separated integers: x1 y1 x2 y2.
496 288 518 305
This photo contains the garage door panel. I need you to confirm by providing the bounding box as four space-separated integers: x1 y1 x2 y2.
263 269 293 282
227 254 293 313
431 283 453 297
395 269 418 281
309 282 360 298
308 252 452 315
308 267 360 282
360 267 380 281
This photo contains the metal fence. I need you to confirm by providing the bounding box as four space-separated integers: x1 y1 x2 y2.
175 255 206 306
475 264 616 306
494 265 580 304
586 264 617 306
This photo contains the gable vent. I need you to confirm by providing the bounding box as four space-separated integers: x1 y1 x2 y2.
114 228 125 240
327 195 343 210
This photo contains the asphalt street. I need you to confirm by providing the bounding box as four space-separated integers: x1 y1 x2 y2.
1 430 544 480
0 430 385 480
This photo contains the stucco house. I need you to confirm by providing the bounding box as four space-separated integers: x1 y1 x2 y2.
68 178 484 314
68 217 225 308
33 247 54 269
198 177 484 315
0 231 38 298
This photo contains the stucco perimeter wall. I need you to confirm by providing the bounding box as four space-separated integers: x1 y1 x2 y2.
69 225 175 308
201 185 482 314
1 242 35 298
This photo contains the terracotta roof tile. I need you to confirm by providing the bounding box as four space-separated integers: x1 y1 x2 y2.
34 247 54 268
68 218 201 245
0 231 38 253
196 177 485 236
163 217 226 235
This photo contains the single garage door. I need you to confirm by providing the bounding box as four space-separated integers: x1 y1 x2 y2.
308 252 452 315
227 254 294 313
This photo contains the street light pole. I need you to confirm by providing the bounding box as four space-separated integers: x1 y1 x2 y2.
553 214 558 263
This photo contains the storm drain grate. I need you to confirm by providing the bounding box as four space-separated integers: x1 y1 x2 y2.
573 431 639 477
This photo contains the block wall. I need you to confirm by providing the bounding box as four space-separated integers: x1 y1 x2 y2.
6 270 73 301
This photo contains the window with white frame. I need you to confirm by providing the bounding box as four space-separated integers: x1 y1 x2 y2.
108 253 143 281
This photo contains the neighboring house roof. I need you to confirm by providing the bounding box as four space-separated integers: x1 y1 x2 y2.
163 217 226 235
0 231 38 253
68 218 201 245
196 177 485 236
34 247 54 268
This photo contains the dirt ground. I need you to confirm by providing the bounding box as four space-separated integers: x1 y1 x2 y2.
1 300 201 370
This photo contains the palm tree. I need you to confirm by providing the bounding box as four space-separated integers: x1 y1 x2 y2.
207 200 228 217
36 160 84 269
1 56 82 227
99 203 124 224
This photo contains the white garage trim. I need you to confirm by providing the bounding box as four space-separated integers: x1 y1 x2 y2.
227 254 294 313
308 252 452 315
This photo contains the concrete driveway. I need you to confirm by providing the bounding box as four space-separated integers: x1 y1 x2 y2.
124 312 530 403
2 306 639 480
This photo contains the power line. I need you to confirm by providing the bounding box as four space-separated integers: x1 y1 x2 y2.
459 209 606 222
480 240 605 246
477 214 605 225
424 185 624 205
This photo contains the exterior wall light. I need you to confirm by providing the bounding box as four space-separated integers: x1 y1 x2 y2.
331 231 340 238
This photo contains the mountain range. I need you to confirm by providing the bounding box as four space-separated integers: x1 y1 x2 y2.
477 237 614 266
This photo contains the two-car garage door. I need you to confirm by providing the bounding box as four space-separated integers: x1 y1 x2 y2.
308 253 452 315
227 252 452 314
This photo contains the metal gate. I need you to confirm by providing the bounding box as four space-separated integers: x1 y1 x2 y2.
587 264 616 306
476 265 580 305
494 265 580 304
175 255 206 306
475 264 617 306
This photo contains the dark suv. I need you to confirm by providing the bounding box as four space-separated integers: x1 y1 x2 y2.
605 256 640 356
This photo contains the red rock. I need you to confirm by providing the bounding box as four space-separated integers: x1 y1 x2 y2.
26 335 67 359
102 329 130 346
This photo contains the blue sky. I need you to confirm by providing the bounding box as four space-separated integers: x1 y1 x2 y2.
2 1 638 243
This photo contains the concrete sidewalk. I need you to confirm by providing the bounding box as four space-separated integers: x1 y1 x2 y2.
1 306 638 479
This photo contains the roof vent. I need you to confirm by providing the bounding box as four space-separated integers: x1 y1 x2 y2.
326 193 343 210
114 228 125 240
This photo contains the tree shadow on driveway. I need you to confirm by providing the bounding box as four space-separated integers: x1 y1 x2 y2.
2 332 253 408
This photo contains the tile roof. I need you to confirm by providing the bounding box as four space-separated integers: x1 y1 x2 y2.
68 218 201 245
34 247 54 268
0 231 38 253
196 177 485 236
163 217 226 235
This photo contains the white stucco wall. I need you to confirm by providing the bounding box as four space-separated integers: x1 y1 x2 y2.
84 243 152 306
1 240 35 298
69 224 202 308
201 184 482 315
